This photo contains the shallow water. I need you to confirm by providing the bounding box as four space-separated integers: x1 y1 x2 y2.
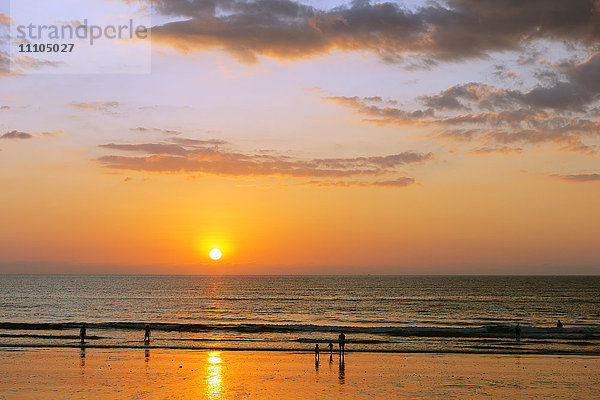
0 275 599 354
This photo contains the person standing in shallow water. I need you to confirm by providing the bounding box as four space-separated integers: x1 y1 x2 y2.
80 324 87 344
144 324 151 343
338 331 346 355
328 342 334 357
515 323 521 341
557 319 563 328
314 343 320 362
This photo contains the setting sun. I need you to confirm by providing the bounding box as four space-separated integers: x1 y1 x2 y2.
210 248 222 260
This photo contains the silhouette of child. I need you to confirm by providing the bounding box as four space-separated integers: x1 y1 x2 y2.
144 324 151 343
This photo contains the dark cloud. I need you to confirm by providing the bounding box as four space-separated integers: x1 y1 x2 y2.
1 130 33 140
553 173 600 182
149 0 600 64
0 106 9 110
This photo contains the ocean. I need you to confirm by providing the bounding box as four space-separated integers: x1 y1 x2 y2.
1 275 598 354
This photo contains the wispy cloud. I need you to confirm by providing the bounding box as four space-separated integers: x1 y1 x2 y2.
552 173 600 182
468 146 523 155
68 101 120 112
298 177 416 188
131 127 183 136
0 130 67 140
97 138 432 187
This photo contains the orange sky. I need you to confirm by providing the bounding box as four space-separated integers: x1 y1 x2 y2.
0 0 599 274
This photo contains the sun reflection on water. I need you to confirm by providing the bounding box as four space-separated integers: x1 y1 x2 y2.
206 352 222 398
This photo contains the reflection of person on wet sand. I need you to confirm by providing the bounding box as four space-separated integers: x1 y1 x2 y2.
144 324 151 343
79 347 86 375
338 357 345 384
80 324 86 344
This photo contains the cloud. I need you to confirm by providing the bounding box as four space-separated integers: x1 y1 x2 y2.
299 177 416 188
468 146 523 155
323 53 600 154
1 130 33 140
97 138 432 187
169 137 228 146
0 52 10 77
552 173 600 182
148 0 600 64
68 101 120 112
0 106 9 110
0 130 67 141
0 13 12 26
131 127 183 135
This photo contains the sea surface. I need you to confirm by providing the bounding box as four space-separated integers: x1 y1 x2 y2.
0 275 599 354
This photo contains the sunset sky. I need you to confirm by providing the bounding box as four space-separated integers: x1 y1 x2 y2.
0 0 599 274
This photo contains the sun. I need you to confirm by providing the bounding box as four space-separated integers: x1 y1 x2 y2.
209 248 222 260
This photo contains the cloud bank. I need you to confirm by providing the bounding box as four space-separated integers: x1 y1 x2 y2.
97 137 432 187
149 0 600 63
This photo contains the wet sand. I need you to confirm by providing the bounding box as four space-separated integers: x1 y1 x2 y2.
0 349 598 399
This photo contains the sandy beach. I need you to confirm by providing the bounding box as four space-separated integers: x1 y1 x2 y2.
1 349 598 399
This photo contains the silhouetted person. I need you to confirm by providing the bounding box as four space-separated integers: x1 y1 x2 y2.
314 343 320 362
328 342 334 356
80 324 87 344
144 324 151 343
557 320 563 328
515 323 521 341
338 331 346 355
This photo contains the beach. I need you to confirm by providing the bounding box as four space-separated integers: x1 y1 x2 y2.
1 349 598 399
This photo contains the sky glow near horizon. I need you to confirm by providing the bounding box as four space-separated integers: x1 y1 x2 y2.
0 0 599 274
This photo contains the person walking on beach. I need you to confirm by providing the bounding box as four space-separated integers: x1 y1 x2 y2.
80 324 87 344
338 331 346 355
328 342 334 356
144 324 151 343
556 320 563 328
515 323 521 341
314 343 320 362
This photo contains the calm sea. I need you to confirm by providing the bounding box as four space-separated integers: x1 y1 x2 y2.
0 275 599 354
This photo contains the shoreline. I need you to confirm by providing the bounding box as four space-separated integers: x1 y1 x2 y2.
2 343 599 356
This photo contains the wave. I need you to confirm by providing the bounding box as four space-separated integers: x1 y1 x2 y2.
1 322 599 340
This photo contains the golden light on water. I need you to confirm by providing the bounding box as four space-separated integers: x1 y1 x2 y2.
210 248 222 260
